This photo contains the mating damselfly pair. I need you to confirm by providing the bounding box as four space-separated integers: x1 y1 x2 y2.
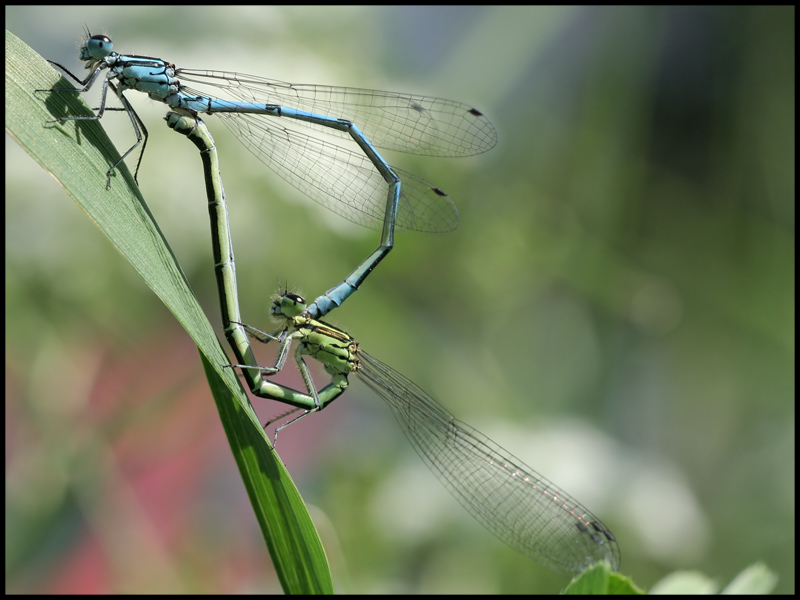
40 32 620 576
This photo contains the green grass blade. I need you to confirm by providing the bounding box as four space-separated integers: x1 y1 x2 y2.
5 29 333 594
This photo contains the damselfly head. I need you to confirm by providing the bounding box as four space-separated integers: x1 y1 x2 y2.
80 33 113 64
270 291 306 319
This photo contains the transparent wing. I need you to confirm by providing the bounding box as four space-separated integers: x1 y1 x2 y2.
214 110 459 232
178 69 497 157
356 350 620 575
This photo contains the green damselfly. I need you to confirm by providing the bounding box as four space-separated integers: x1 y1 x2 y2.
168 110 620 576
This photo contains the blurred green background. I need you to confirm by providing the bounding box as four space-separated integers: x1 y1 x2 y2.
6 6 794 594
